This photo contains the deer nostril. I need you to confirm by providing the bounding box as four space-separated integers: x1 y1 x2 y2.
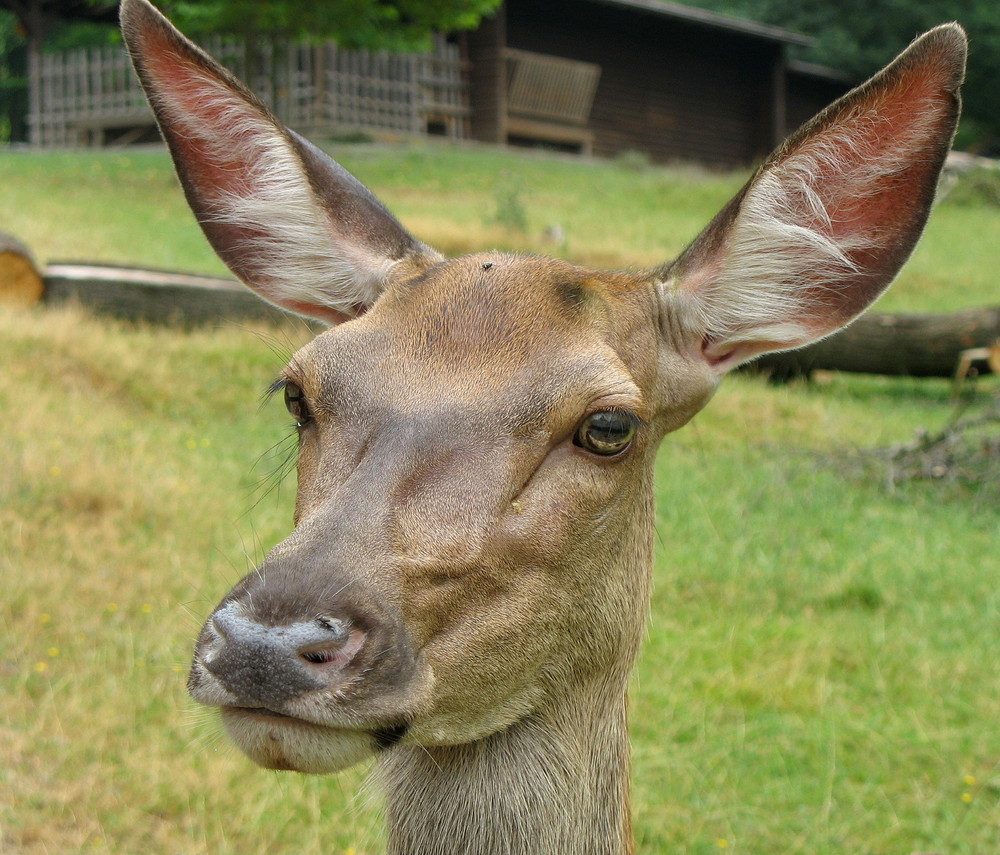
200 605 369 706
300 646 343 665
297 618 366 670
298 616 352 665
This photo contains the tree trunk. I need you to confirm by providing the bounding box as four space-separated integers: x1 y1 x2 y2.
0 232 44 307
41 263 304 327
749 306 1000 382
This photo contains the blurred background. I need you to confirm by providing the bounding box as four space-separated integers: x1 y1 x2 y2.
1 2 997 854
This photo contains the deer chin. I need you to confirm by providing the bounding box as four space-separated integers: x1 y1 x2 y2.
220 707 377 773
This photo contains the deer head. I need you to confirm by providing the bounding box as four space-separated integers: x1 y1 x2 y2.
120 1 964 851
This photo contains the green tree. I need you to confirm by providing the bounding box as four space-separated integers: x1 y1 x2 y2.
0 2 119 142
1 1 501 49
161 0 501 49
0 2 117 48
687 0 1000 152
0 0 502 142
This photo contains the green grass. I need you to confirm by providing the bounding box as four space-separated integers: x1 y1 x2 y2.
1 144 998 854
2 143 998 311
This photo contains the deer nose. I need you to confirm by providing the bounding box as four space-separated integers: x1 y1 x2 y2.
201 601 365 708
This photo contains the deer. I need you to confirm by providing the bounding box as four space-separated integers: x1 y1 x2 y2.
120 1 965 852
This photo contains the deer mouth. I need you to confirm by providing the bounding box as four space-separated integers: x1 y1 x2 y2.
217 706 382 773
227 705 294 720
221 704 360 730
225 706 411 748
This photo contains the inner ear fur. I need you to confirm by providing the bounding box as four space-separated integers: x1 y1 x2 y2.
659 24 966 371
120 0 440 324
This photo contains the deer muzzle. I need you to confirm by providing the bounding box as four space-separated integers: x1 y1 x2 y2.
199 602 365 709
187 535 430 773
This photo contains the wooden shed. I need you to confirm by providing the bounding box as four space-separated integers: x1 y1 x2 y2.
462 0 820 167
784 59 856 138
25 0 853 168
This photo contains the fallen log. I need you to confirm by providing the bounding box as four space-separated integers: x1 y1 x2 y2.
0 233 44 307
750 306 1000 382
42 263 300 327
18 259 1000 382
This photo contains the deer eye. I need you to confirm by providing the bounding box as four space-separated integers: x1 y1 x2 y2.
283 381 312 427
573 410 638 456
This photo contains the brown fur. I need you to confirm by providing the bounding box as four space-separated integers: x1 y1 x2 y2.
120 2 965 851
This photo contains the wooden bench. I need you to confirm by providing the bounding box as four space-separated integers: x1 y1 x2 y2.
504 49 601 154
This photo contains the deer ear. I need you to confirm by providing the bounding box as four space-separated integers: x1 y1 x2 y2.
120 0 440 324
659 24 966 373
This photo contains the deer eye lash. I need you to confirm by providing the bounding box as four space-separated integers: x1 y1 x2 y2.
263 377 288 403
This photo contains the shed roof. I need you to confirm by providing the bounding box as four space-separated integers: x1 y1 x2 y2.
585 0 813 47
787 59 857 84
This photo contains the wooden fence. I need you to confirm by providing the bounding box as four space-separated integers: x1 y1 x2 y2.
29 35 470 148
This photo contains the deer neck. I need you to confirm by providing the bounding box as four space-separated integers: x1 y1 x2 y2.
378 674 634 855
377 492 654 855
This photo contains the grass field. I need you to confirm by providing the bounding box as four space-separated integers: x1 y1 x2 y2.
3 143 1000 313
1 143 998 854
